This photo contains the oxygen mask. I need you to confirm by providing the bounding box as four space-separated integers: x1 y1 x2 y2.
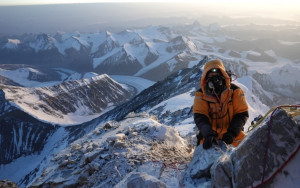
206 75 225 96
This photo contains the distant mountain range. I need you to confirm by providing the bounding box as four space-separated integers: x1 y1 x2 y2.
0 22 300 187
1 22 299 81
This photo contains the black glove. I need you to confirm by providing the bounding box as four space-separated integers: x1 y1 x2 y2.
222 132 234 145
200 123 214 138
203 136 214 150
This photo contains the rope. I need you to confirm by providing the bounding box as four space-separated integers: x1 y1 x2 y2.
253 145 300 188
247 104 300 132
253 104 300 187
247 106 276 132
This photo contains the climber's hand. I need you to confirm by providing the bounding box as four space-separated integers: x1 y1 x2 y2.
222 132 234 145
203 136 214 149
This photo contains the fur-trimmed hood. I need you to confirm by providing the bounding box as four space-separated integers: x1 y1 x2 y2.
200 59 230 95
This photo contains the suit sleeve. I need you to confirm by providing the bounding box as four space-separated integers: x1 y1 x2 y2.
193 90 214 137
193 90 209 116
194 113 214 137
232 88 248 114
228 88 249 137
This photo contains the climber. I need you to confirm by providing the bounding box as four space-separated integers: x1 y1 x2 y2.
193 59 249 149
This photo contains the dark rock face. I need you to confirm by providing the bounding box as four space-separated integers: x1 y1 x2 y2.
144 50 159 66
0 89 15 116
1 87 57 166
211 108 300 187
0 110 57 164
94 51 143 75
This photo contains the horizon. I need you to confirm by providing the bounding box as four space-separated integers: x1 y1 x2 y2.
1 1 300 16
0 1 299 35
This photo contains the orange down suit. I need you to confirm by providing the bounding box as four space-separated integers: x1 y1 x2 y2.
193 59 248 147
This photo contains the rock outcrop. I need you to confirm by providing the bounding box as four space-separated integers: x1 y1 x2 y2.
184 107 299 188
0 179 18 188
115 172 167 188
212 108 299 187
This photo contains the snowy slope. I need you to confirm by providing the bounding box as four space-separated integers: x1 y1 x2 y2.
30 114 193 188
0 67 62 87
24 105 300 188
110 75 155 94
4 39 21 49
0 74 132 125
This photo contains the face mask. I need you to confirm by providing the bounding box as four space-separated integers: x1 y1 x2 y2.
206 76 225 96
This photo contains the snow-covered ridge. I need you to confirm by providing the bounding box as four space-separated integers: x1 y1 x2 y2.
4 39 21 49
0 74 132 125
0 66 61 87
1 23 299 82
0 25 199 81
30 113 193 188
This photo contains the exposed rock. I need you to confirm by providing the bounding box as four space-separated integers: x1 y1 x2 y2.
107 133 126 142
82 148 103 165
0 179 18 188
104 122 113 130
0 109 57 164
113 141 127 148
115 172 167 188
0 89 16 116
31 115 193 188
210 154 232 188
182 141 227 186
211 108 300 187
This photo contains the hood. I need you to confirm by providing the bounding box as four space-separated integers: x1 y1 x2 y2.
200 59 231 95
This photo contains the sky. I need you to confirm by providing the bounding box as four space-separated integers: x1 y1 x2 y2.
1 0 300 18
0 0 300 12
0 0 299 35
